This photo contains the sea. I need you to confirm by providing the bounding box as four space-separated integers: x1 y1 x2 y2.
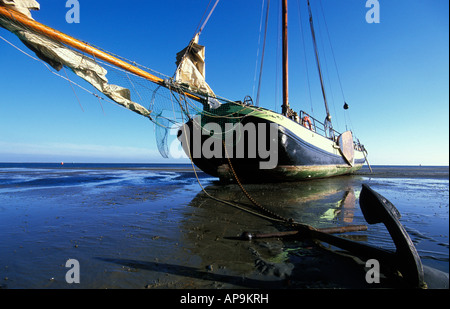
0 163 448 290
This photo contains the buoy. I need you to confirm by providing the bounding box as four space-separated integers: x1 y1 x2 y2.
61 162 64 165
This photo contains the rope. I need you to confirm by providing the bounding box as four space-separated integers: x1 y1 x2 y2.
62 66 84 112
255 0 271 107
222 140 290 223
1 35 317 232
0 34 114 111
180 116 287 223
307 0 331 127
198 0 220 36
274 0 280 113
174 0 220 80
296 0 314 116
315 3 339 130
252 0 265 100
172 88 315 229
318 0 346 103
219 135 327 233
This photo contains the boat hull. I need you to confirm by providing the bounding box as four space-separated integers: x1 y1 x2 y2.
178 103 365 183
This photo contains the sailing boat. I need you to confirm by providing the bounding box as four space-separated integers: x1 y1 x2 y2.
0 0 369 183
175 0 369 183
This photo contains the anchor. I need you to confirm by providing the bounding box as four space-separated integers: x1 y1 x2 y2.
238 184 448 288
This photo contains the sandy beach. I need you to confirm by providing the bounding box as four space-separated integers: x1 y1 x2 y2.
0 164 448 290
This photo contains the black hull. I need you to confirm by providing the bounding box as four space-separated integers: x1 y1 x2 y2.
178 115 365 183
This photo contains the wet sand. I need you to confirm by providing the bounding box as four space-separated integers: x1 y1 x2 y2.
0 165 448 290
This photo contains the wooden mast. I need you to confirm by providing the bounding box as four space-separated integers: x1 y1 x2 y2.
281 0 290 117
0 5 201 102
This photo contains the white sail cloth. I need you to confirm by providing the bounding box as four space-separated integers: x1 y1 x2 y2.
0 0 39 19
0 0 151 117
175 34 215 97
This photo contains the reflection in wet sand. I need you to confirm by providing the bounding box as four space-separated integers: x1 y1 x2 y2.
195 177 362 227
176 176 403 288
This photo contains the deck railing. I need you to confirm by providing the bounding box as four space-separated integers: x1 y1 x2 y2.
298 110 341 141
298 110 367 152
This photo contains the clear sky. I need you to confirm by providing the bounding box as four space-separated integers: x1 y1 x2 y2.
0 0 448 165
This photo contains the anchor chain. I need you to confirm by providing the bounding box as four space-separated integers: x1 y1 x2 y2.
222 140 299 226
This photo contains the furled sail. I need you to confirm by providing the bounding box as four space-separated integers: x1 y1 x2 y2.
0 0 151 117
0 0 38 18
175 33 215 97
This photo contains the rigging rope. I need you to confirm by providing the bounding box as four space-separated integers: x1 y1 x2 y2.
62 66 84 112
198 0 220 36
255 0 271 107
307 0 331 124
0 34 112 111
314 2 339 130
178 104 287 223
1 31 285 223
317 0 355 133
252 0 266 102
295 0 314 116
274 0 280 113
318 0 346 103
222 140 291 223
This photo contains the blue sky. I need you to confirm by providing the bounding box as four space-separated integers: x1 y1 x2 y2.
0 0 448 165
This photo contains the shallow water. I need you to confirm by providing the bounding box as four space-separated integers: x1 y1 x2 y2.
0 164 448 289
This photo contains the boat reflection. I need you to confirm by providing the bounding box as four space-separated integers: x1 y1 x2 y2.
175 176 379 288
189 176 365 229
